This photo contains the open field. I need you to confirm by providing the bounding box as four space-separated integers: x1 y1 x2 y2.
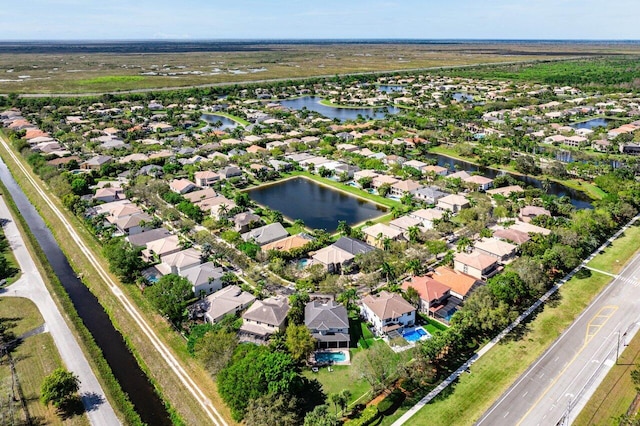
2 41 640 94
0 297 88 426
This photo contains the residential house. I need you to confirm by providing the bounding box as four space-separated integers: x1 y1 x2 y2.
492 228 531 245
192 285 256 324
411 186 447 204
362 223 405 248
401 276 451 317
518 206 551 223
431 266 481 300
80 155 112 170
93 187 125 203
454 251 499 280
474 237 518 262
194 171 219 187
463 175 494 191
371 174 399 190
262 233 313 253
408 208 444 230
218 166 243 180
437 194 470 212
619 143 640 155
423 165 448 176
126 228 172 248
241 222 289 246
157 248 201 275
169 179 197 194
233 212 262 233
142 235 182 262
109 212 152 236
180 261 225 296
305 300 350 349
389 215 422 238
486 185 524 197
239 296 290 344
360 291 416 336
390 180 423 197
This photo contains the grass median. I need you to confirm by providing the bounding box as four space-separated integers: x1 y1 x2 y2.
0 136 236 425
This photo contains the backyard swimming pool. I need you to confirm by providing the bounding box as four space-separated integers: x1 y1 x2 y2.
315 351 347 363
402 327 430 342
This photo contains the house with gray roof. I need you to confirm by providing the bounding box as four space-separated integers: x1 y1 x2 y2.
179 261 225 296
239 296 290 344
305 300 350 349
126 228 172 248
411 186 448 204
332 236 376 257
241 222 289 246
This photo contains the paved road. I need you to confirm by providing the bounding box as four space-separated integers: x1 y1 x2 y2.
0 195 120 425
477 253 640 426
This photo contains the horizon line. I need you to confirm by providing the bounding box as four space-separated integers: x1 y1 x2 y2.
1 38 640 43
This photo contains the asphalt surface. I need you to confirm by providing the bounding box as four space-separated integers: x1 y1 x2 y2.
0 195 120 425
476 252 640 426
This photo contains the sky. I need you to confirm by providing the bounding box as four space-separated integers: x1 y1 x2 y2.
1 0 639 41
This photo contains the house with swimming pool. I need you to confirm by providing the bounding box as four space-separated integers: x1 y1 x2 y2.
305 300 350 349
360 291 416 337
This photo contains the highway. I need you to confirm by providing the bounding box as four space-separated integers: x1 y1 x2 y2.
476 252 640 426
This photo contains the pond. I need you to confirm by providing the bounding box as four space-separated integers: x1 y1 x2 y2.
278 96 401 122
571 117 611 130
201 113 240 130
247 177 387 232
423 153 593 209
453 92 474 102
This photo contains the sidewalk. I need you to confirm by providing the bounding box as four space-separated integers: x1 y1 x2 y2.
0 195 120 425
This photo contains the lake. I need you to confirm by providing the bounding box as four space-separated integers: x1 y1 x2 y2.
278 96 401 122
247 177 387 232
571 117 611 130
201 113 240 130
453 92 474 102
423 153 593 209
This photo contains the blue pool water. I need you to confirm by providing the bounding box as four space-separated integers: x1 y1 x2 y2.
297 259 311 269
403 327 429 342
315 351 347 363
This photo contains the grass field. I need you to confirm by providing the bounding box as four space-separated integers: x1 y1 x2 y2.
0 297 88 426
587 222 640 274
303 365 371 409
5 42 640 94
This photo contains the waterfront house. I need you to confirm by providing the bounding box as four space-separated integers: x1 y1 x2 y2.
241 222 289 246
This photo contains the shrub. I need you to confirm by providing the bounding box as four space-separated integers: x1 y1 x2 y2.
344 406 380 426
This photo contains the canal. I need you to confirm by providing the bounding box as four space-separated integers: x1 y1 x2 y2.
0 158 171 425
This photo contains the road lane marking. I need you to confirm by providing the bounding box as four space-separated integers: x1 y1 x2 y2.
522 391 528 398
516 305 618 426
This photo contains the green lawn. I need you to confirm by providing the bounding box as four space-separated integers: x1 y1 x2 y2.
303 365 371 409
0 297 88 426
286 171 400 208
350 315 376 349
587 222 640 274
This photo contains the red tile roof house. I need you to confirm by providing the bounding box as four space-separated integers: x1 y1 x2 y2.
360 291 416 337
402 276 451 317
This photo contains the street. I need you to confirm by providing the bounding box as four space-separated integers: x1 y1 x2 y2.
0 195 120 425
476 252 640 426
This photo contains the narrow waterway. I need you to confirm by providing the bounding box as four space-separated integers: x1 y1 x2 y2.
0 158 172 426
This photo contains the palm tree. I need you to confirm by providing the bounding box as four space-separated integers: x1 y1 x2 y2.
337 220 352 237
406 258 422 276
404 285 421 308
407 225 421 243
337 288 357 311
382 237 392 251
381 261 396 285
340 389 351 415
456 236 472 253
